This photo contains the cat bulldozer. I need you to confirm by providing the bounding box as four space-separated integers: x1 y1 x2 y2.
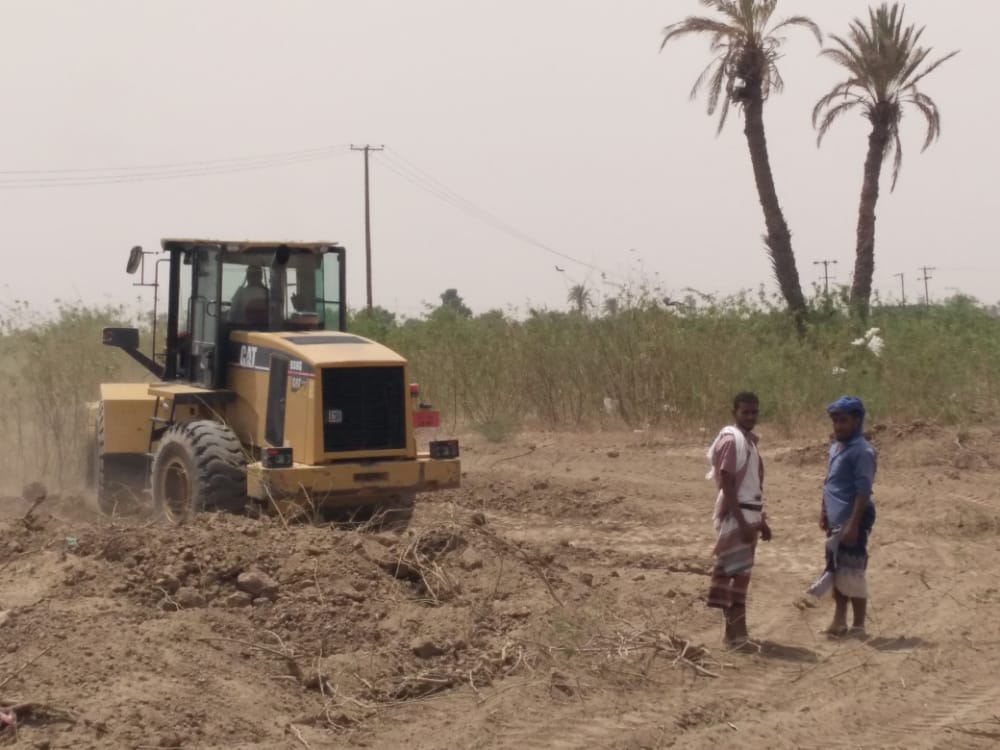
86 239 460 526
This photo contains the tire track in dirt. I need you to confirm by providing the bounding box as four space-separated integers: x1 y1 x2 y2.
487 504 835 749
492 587 820 750
805 674 1000 750
794 536 991 750
495 702 666 750
910 680 1000 750
492 650 813 749
492 517 990 750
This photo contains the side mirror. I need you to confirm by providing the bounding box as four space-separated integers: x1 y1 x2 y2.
126 246 143 275
103 327 141 350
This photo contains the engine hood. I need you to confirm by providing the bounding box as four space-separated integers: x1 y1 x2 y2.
227 330 406 372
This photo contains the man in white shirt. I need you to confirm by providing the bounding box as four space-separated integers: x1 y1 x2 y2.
705 391 772 647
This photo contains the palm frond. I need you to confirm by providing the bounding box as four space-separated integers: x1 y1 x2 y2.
906 49 960 88
812 80 866 125
705 54 729 114
815 100 863 146
770 15 822 45
905 90 943 151
690 56 723 101
660 18 740 50
701 0 746 27
888 128 903 191
812 1 956 184
661 1 820 133
768 64 784 95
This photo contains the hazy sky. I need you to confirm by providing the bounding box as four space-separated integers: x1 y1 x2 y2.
0 0 992 318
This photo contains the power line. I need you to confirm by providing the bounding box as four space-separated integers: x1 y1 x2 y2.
376 152 553 256
0 147 350 188
350 144 384 311
374 148 614 278
0 144 351 176
0 145 351 189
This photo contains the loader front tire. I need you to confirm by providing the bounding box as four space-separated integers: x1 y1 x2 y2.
151 420 247 523
95 402 147 516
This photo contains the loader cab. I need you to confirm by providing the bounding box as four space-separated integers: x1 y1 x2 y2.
163 240 346 388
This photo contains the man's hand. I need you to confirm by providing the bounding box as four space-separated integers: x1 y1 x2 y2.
841 523 858 546
760 520 772 542
818 509 829 532
739 520 757 545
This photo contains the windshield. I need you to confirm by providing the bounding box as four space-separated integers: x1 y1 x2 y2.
220 247 343 332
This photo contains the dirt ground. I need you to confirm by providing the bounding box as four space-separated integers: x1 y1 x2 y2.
1 423 999 749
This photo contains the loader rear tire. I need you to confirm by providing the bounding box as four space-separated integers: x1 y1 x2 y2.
95 402 147 516
151 420 247 523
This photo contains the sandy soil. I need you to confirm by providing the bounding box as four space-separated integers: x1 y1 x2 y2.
0 423 998 749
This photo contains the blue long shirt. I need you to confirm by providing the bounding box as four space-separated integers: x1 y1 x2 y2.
823 433 877 528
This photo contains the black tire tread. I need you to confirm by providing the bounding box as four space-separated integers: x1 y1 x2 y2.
153 419 248 517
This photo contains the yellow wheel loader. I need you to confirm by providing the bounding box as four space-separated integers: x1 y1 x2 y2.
86 239 460 526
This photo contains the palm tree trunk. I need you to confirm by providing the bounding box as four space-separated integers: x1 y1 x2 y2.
851 121 890 320
742 94 807 327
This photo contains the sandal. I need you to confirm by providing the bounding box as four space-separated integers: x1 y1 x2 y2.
724 637 761 653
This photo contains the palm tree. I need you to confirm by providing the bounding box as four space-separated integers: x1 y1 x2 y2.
567 284 593 314
660 0 820 326
813 2 957 319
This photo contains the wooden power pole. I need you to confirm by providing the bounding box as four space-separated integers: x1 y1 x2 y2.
813 259 838 297
351 144 384 310
918 266 936 305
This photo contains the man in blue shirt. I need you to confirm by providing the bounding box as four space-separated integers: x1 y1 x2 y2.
821 395 877 637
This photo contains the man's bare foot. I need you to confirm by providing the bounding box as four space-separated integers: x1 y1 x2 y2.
846 626 868 640
823 623 848 638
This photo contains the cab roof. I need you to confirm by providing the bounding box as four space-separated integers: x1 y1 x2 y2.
160 238 343 254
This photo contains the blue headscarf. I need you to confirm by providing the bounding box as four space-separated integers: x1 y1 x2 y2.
826 395 865 418
827 395 866 439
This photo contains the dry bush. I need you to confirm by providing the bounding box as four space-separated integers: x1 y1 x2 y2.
354 290 1000 433
0 301 149 489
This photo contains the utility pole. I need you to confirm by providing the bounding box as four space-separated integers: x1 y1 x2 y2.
918 266 935 305
894 273 906 305
351 144 384 310
813 259 838 296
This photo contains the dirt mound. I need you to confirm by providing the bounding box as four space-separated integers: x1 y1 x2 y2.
0 497 584 747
